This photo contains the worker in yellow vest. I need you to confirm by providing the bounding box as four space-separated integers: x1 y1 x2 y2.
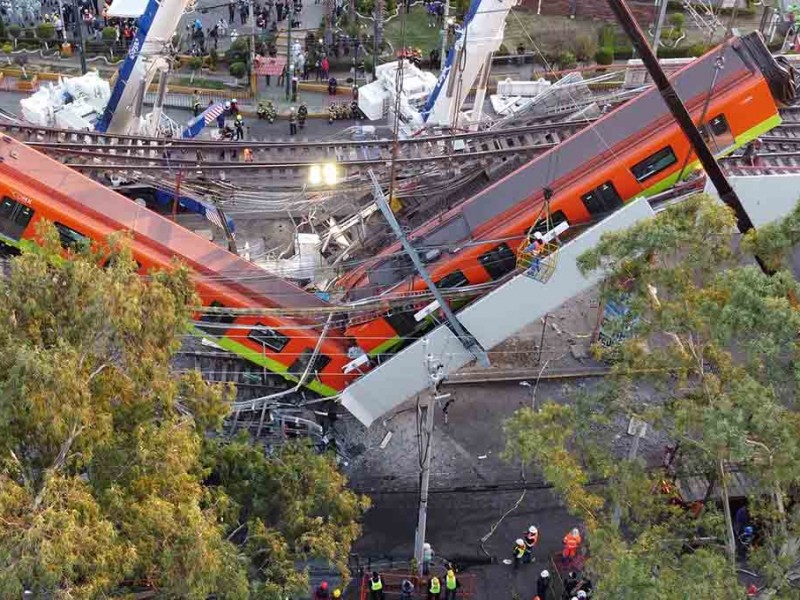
444 566 459 600
427 575 441 600
369 571 385 600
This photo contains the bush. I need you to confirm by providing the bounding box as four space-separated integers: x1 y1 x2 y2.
36 22 54 40
669 12 685 30
497 43 509 56
558 51 576 69
594 46 613 65
572 34 597 63
102 26 117 40
207 48 218 68
599 24 615 49
187 56 203 70
687 42 708 57
8 25 20 39
2 43 11 54
229 61 247 78
226 37 249 64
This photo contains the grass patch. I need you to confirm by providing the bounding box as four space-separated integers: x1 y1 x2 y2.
383 5 442 53
175 77 227 89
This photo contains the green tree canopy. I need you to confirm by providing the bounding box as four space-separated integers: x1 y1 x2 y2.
504 195 800 598
0 224 368 598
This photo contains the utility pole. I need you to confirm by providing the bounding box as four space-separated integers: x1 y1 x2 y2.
439 0 450 71
651 0 669 57
285 2 293 100
606 0 756 237
368 170 489 366
373 0 383 81
249 0 257 98
72 0 87 74
414 349 447 574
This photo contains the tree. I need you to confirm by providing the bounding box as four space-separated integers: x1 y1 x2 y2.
205 434 371 599
0 224 369 598
504 195 800 597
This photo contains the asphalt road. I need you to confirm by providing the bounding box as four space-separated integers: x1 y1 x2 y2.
344 381 598 600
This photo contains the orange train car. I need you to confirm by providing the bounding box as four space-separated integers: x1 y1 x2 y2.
0 136 356 396
340 33 796 356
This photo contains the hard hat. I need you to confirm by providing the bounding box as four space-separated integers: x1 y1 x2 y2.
571 528 580 536
232 98 238 103
744 525 754 534
529 526 538 534
515 538 524 546
540 570 549 578
447 569 454 577
533 232 544 240
225 101 231 108
333 590 341 599
236 114 243 121
577 592 587 599
320 581 328 590
423 542 431 550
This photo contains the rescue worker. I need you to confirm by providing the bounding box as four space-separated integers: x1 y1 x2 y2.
525 525 539 552
562 527 581 561
512 538 527 569
297 103 308 129
444 567 458 600
328 102 336 124
427 575 441 600
289 107 298 136
234 114 245 140
369 571 384 600
192 90 201 117
314 580 330 600
230 98 240 116
400 579 414 600
422 542 433 575
563 571 579 599
536 570 551 600
216 107 225 130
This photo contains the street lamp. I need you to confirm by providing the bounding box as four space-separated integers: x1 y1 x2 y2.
520 381 536 410
309 162 338 187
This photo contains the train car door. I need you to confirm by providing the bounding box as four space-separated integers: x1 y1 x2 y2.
581 182 623 219
0 196 34 242
701 114 735 155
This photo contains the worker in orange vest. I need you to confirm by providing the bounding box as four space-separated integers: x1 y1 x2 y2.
562 527 582 560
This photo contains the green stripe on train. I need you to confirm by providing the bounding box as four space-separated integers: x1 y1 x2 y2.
640 113 782 197
191 326 339 397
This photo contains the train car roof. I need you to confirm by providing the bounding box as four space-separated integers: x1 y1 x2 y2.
0 137 328 309
359 34 769 296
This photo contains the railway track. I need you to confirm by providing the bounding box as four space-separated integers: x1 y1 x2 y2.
0 116 594 187
178 349 337 446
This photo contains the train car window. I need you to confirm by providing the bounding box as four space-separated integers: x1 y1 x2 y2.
531 210 568 237
196 300 236 335
103 255 142 272
289 348 331 378
54 222 90 250
0 197 34 241
386 310 419 337
581 181 623 217
630 147 677 182
436 270 469 289
479 243 517 280
247 323 290 353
